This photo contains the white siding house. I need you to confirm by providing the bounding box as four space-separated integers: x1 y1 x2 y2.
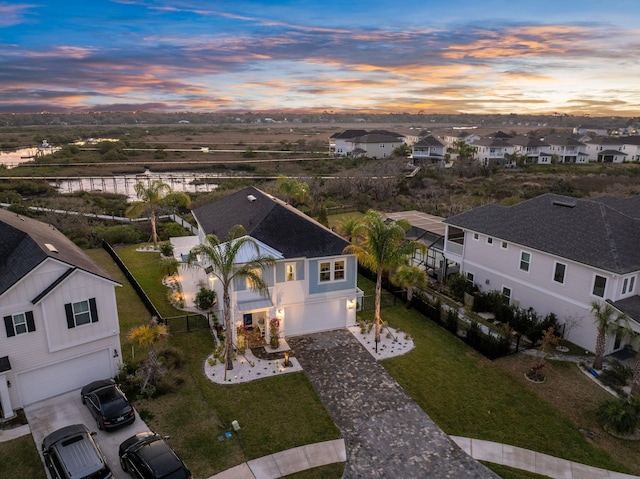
188 187 361 345
0 209 121 418
443 194 640 355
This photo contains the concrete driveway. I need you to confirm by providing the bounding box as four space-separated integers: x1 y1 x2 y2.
25 389 150 479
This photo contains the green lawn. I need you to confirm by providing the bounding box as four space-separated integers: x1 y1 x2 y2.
0 435 46 479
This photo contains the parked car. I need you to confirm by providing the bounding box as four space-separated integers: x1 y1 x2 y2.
42 423 113 479
119 431 192 479
81 378 135 431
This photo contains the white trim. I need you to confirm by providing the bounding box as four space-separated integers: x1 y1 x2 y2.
552 261 567 285
519 250 532 273
591 273 608 298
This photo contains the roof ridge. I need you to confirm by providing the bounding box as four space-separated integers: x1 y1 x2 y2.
599 203 622 272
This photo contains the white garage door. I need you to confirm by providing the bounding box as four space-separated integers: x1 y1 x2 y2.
18 349 112 406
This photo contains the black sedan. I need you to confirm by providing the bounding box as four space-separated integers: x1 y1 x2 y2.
81 379 136 431
119 431 192 479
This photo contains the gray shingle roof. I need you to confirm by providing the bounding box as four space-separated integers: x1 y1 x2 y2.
192 186 348 258
444 194 640 274
508 135 550 147
414 136 444 147
0 209 118 297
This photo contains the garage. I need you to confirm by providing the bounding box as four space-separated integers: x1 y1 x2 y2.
285 299 346 337
17 349 112 406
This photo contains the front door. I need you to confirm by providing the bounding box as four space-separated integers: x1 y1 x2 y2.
614 330 622 350
243 313 253 329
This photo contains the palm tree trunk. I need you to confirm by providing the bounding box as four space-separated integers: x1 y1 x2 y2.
593 331 606 370
142 345 157 392
375 269 382 351
150 208 158 248
223 288 234 374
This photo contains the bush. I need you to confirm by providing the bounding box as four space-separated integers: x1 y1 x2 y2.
159 243 174 257
447 273 475 302
599 360 632 392
158 222 189 241
597 397 640 436
194 287 216 311
94 224 145 245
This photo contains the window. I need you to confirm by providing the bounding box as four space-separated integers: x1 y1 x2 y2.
319 260 346 282
65 298 98 328
285 263 296 282
553 262 566 284
466 272 474 283
473 233 479 240
502 287 512 304
319 262 331 282
3 311 35 337
334 260 345 280
592 275 607 297
487 237 493 245
519 252 531 272
501 241 508 250
622 276 636 295
246 268 262 289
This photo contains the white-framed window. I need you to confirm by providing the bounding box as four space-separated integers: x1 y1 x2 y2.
553 262 566 284
501 241 508 250
3 311 36 337
473 233 479 240
622 276 636 295
319 259 346 282
487 237 493 245
519 251 531 272
502 286 512 304
285 263 296 282
466 272 474 283
592 275 607 298
65 298 98 328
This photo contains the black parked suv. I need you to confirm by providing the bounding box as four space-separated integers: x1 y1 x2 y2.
42 424 112 479
81 379 136 431
119 431 192 479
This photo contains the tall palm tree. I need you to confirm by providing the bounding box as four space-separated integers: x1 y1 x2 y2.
187 225 275 375
344 210 418 350
591 301 628 370
134 180 171 249
128 317 169 392
336 216 361 243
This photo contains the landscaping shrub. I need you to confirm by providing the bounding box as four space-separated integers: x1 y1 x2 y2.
94 224 145 245
158 222 189 241
597 397 640 436
599 360 632 393
194 287 216 311
159 242 174 257
447 273 475 302
444 308 459 334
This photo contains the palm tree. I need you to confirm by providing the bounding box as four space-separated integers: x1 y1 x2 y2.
335 216 360 243
187 225 275 375
344 210 418 350
128 317 169 392
591 301 628 370
392 264 427 307
134 180 171 249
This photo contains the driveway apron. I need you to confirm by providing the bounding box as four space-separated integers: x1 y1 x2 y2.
288 330 499 479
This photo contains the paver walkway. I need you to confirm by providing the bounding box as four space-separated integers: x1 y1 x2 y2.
287 329 500 479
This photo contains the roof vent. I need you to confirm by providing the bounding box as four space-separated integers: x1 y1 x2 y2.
247 194 257 202
552 199 576 208
44 243 59 253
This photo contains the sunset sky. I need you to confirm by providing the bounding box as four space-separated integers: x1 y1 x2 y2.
2 0 640 115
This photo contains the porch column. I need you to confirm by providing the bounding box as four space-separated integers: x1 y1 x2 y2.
0 376 14 419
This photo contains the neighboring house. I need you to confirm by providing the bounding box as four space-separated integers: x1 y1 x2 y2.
349 133 405 159
186 187 361 344
544 135 589 164
384 211 450 281
584 137 625 162
0 209 122 418
572 125 611 136
473 138 514 166
508 135 552 164
620 136 640 162
442 194 640 354
411 135 446 164
329 129 367 156
439 130 481 148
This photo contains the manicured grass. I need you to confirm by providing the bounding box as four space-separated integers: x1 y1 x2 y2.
327 211 363 229
284 463 345 478
0 434 46 479
368 302 637 474
484 463 552 479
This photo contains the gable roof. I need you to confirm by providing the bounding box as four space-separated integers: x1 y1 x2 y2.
444 194 640 274
0 208 118 297
192 186 348 258
414 135 444 147
508 135 550 147
331 129 368 139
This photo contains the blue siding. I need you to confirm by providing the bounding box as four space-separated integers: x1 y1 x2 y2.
275 260 305 283
233 265 274 290
309 256 356 294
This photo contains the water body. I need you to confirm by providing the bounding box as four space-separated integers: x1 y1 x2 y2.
0 148 38 168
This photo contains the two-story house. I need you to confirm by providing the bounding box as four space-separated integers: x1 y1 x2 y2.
187 187 361 345
620 136 640 162
584 137 626 163
0 209 122 418
411 135 446 164
508 135 552 164
330 129 368 156
443 194 640 354
544 135 589 164
473 138 514 166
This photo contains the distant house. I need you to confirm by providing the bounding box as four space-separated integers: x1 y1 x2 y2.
620 136 640 162
443 194 640 354
411 136 446 164
0 209 122 417
330 130 406 159
572 125 610 136
473 138 514 166
544 135 589 164
508 135 552 164
329 129 368 156
584 137 626 162
185 187 361 344
439 130 481 149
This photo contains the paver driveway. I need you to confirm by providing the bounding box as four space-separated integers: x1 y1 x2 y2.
288 329 500 479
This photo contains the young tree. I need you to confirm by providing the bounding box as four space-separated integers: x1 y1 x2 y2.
591 301 629 370
133 180 171 248
128 317 169 393
344 210 418 350
335 216 361 243
277 175 310 207
392 264 428 307
187 226 275 376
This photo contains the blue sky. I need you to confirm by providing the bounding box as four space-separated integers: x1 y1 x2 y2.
2 0 639 115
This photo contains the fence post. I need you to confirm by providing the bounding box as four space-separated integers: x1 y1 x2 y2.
186 315 190 332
